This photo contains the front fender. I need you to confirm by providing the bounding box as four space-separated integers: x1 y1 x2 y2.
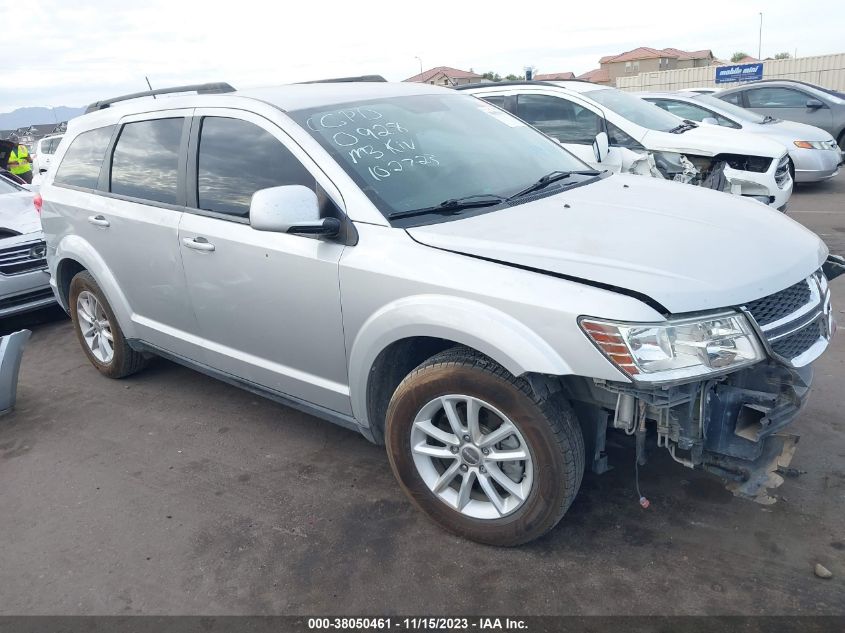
347 294 572 426
52 235 136 338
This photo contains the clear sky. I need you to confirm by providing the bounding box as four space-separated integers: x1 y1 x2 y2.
1 0 843 112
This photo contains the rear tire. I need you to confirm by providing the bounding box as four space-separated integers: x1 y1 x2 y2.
69 271 148 379
385 347 584 546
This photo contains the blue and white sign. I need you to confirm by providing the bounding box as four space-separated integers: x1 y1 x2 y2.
715 63 764 84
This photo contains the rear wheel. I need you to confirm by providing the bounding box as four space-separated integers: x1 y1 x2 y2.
385 348 584 546
69 271 149 379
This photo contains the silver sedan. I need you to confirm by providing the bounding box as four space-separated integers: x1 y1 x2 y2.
638 91 843 183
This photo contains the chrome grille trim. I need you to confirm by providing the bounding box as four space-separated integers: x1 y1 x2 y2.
774 155 790 189
743 271 833 368
0 240 48 276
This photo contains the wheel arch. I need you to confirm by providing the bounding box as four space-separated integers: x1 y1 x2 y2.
53 236 135 337
349 294 574 439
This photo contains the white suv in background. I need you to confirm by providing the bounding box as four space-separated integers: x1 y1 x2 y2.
33 134 64 179
40 80 835 546
461 81 793 210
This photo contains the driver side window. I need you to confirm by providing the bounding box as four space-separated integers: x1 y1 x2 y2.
516 94 602 144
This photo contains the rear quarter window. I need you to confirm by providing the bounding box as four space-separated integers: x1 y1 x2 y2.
54 126 115 188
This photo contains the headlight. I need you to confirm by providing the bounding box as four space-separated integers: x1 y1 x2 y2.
580 312 765 384
793 140 837 150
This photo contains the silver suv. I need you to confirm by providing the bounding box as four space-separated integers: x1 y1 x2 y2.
41 81 836 545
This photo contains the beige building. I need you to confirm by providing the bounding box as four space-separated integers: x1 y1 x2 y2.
403 66 484 86
534 72 575 81
580 47 715 86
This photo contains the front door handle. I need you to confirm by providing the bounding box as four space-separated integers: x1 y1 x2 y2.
88 215 110 227
182 236 215 252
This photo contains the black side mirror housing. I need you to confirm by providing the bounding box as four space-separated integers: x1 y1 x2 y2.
806 98 825 110
286 217 341 237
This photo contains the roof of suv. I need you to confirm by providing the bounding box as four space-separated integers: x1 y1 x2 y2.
78 81 454 124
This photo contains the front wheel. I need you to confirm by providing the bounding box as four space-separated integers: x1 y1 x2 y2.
385 348 584 546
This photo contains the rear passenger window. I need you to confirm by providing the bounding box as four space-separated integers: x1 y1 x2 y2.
196 117 315 217
110 118 183 204
481 95 505 108
54 126 114 188
516 94 602 144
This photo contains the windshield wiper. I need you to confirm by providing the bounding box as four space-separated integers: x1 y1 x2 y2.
388 194 507 220
668 119 699 134
761 115 778 124
508 170 601 200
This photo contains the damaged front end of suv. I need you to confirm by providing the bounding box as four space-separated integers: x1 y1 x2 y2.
564 270 835 503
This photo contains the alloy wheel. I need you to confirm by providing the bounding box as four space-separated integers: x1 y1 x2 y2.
410 394 534 519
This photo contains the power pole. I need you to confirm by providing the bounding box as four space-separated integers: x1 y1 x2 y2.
758 13 763 60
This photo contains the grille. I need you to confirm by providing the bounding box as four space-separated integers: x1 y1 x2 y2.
771 319 823 359
0 240 47 275
775 155 790 188
744 278 811 327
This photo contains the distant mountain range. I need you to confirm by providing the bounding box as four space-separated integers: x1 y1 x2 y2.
0 106 85 130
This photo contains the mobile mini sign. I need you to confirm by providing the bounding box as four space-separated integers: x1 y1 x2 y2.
715 62 764 84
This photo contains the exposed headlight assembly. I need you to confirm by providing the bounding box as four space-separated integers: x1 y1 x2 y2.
580 312 765 384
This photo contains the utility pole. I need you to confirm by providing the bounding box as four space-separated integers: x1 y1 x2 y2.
758 13 763 60
414 56 423 76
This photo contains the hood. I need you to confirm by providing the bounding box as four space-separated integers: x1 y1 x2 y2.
407 174 826 314
0 190 41 235
642 124 787 158
764 119 836 143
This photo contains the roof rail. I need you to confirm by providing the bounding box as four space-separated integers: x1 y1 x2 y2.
85 82 236 113
299 75 387 84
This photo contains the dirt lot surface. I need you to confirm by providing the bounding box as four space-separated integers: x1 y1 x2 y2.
1 174 844 615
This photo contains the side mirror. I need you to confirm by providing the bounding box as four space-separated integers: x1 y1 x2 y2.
806 98 824 110
592 131 609 163
701 117 720 125
249 185 340 237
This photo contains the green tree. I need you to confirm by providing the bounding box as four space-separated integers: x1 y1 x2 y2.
774 52 791 59
482 71 502 82
504 73 525 81
731 52 750 62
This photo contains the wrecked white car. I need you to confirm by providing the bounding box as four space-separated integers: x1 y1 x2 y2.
461 81 792 211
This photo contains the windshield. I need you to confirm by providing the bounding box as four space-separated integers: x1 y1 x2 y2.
289 94 591 222
0 176 23 194
584 88 684 132
694 94 766 123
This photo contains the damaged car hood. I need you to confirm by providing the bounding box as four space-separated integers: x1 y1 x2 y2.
0 189 40 235
407 174 826 314
642 124 787 158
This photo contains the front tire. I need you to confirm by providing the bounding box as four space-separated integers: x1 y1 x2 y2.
385 347 584 546
69 271 148 379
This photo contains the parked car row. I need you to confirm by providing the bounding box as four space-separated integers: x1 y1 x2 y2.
36 78 839 545
460 81 794 210
639 92 842 183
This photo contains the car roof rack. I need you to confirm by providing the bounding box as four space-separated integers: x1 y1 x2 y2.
299 75 387 84
85 82 236 113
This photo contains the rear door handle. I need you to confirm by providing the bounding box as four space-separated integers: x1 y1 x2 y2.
182 236 215 252
88 215 110 227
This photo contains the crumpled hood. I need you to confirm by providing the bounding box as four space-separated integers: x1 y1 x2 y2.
407 174 827 314
0 190 41 235
643 124 787 158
